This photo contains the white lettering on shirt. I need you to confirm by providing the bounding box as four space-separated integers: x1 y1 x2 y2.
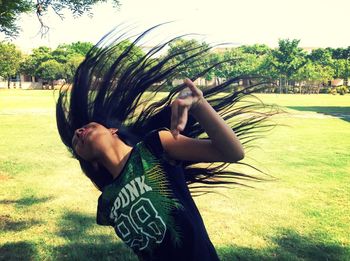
110 175 153 220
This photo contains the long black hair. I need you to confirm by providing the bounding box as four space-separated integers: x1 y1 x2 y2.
56 24 279 192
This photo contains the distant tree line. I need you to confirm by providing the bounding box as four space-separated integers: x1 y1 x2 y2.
0 41 94 88
0 38 349 94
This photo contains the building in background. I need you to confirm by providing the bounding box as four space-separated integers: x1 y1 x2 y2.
0 74 43 89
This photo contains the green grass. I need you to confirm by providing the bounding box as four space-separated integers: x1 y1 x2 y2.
1 90 349 260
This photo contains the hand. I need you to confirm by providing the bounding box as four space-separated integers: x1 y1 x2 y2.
170 79 204 138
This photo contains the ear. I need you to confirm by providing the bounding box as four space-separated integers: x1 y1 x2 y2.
109 128 118 136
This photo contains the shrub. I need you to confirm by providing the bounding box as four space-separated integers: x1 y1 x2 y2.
319 88 328 94
328 87 337 95
327 86 349 95
336 86 349 95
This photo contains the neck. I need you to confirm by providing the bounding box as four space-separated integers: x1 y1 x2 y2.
98 138 133 180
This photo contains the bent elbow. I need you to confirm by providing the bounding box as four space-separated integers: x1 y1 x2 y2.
228 149 244 163
216 145 245 163
237 150 245 161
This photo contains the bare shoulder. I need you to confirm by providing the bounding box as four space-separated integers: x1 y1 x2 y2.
158 130 238 163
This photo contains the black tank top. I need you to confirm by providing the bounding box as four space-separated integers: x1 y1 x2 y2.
96 129 219 261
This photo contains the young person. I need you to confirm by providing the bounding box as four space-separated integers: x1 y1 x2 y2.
56 25 275 260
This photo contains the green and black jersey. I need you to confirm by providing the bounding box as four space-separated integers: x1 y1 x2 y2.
97 129 219 261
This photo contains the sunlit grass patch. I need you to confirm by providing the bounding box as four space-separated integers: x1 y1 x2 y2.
1 90 349 260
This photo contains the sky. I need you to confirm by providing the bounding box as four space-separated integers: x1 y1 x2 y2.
2 0 350 52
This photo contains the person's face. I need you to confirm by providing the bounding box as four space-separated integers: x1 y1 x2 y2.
72 122 117 162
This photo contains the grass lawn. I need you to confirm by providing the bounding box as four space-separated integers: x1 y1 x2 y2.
0 90 349 260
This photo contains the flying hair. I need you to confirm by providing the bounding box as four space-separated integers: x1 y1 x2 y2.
56 24 280 192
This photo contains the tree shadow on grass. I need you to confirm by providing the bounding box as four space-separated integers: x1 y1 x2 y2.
0 214 41 232
0 195 51 232
51 210 350 260
57 211 96 239
0 195 54 207
287 106 350 123
55 211 137 260
0 241 37 261
217 228 349 261
52 236 137 261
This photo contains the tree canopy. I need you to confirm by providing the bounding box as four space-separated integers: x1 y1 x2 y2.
19 41 93 83
0 0 120 38
271 39 307 80
36 59 65 86
0 41 23 80
167 39 211 80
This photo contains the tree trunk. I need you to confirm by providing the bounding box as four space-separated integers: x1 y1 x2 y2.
279 78 282 94
316 83 320 94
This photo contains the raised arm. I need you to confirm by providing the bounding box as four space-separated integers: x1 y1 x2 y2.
159 79 244 163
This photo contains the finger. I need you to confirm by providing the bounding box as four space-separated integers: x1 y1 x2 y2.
177 107 188 132
177 103 184 130
171 101 179 137
178 87 192 99
184 78 201 95
177 96 192 107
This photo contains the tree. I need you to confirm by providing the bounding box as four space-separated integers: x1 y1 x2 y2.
166 39 211 83
294 48 335 93
294 61 334 94
51 44 77 63
309 48 333 67
36 59 65 88
0 41 23 88
0 0 120 38
331 47 350 86
239 44 270 56
213 48 256 78
51 42 92 63
52 42 93 82
209 46 271 92
20 46 52 77
64 54 85 83
67 41 94 56
19 42 92 85
0 0 32 38
271 39 307 93
342 47 350 86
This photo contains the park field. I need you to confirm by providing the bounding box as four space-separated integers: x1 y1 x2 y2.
0 90 349 260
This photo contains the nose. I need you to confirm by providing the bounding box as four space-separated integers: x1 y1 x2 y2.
75 128 85 138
